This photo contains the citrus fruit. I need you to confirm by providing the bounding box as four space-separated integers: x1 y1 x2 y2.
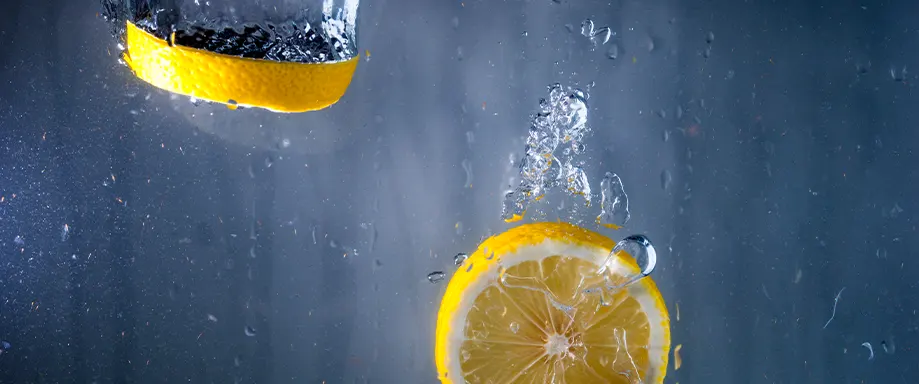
434 222 670 383
122 21 358 113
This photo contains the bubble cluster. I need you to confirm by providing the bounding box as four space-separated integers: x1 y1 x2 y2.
502 84 593 221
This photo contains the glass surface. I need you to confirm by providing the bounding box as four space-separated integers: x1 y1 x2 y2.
1 0 917 382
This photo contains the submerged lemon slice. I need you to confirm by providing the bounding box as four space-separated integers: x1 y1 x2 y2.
122 21 358 113
435 222 670 383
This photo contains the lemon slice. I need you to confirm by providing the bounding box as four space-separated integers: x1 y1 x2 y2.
122 21 358 113
435 222 670 383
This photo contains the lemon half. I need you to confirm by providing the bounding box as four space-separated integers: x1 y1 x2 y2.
122 21 358 113
434 222 670 383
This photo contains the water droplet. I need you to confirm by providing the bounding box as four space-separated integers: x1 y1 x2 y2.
466 131 475 144
726 69 735 80
598 172 630 226
280 138 291 148
607 43 619 60
207 314 218 322
451 17 460 29
662 129 671 142
509 322 520 334
264 156 274 168
244 326 256 337
645 35 655 52
427 271 446 283
705 31 715 44
249 246 257 258
454 253 468 266
598 234 657 288
13 235 24 246
1 340 10 350
660 170 672 191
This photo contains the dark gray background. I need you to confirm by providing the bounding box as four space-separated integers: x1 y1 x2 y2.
1 0 917 383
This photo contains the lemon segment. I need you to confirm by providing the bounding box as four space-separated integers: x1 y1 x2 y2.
123 21 358 113
435 222 670 384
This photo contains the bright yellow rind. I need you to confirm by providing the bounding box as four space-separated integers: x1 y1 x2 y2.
123 21 358 113
434 221 670 383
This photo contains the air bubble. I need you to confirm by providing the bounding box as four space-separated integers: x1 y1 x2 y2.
454 253 468 266
580 19 595 37
660 170 672 191
591 27 612 46
427 271 446 283
509 322 520 334
461 159 474 188
607 44 619 60
597 172 630 227
597 234 657 289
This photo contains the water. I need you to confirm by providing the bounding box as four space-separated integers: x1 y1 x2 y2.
10 1 919 382
101 0 357 63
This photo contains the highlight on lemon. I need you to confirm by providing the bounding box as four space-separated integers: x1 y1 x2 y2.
434 222 670 384
122 22 358 113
